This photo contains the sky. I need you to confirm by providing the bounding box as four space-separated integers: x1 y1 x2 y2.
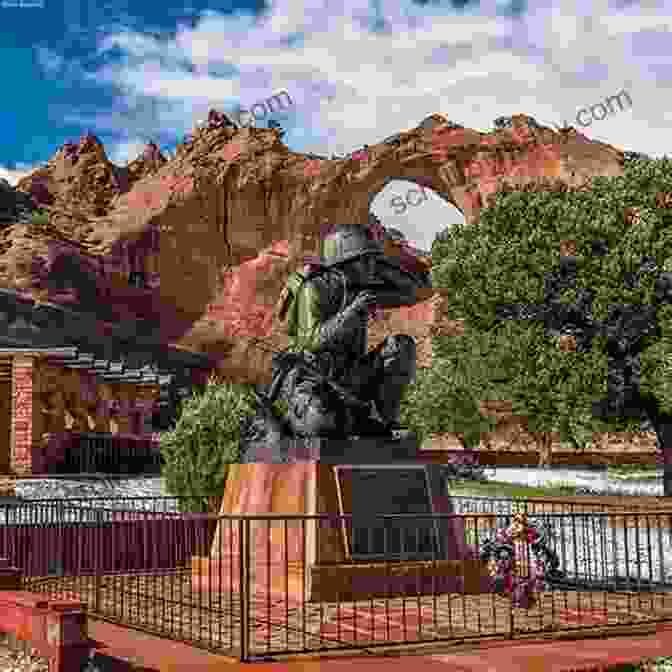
0 0 668 252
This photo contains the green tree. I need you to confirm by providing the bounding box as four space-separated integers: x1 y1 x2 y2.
399 340 497 450
159 374 259 514
405 156 672 480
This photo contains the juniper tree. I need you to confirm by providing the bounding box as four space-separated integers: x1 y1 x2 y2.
402 156 672 493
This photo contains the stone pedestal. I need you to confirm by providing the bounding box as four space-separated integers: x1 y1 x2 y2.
191 437 490 604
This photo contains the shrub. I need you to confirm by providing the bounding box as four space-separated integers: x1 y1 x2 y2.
159 374 258 514
399 364 496 450
28 210 49 227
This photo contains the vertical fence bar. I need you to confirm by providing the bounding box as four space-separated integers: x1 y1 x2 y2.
7 495 672 660
239 517 250 662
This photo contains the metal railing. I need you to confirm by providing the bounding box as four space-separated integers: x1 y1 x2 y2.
49 433 164 475
0 495 670 661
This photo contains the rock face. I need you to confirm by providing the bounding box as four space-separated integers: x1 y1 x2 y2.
0 178 38 226
0 113 643 454
13 134 169 242
125 141 168 187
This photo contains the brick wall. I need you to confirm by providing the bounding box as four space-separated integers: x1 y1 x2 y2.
0 383 11 473
10 356 34 476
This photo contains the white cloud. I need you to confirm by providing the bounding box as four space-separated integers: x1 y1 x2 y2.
0 164 40 187
371 180 465 252
23 0 672 234
105 139 149 166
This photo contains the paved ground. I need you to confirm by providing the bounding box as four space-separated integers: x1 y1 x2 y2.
32 572 672 659
89 618 672 671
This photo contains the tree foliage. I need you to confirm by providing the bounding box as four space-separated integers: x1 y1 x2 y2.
399 341 497 449
159 374 259 514
28 209 49 227
402 156 672 453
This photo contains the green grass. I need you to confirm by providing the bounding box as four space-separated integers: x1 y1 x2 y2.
607 464 661 479
613 658 672 671
608 463 659 473
448 479 590 499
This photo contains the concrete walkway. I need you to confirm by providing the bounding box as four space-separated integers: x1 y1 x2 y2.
86 618 672 671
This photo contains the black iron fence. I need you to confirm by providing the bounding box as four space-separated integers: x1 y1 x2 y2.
42 433 164 475
0 496 671 661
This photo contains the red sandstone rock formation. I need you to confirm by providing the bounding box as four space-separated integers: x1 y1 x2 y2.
0 114 645 455
124 141 168 188
3 115 626 368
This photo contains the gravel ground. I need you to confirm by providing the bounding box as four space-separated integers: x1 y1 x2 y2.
12 476 168 501
0 478 173 671
0 645 48 672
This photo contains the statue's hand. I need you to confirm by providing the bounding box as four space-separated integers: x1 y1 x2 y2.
370 289 416 308
351 289 379 312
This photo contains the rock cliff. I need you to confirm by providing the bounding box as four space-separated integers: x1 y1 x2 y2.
4 111 646 455
11 113 623 370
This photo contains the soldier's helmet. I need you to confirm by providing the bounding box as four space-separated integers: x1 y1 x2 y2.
320 224 383 267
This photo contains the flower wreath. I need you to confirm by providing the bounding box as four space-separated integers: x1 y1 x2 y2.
479 512 564 609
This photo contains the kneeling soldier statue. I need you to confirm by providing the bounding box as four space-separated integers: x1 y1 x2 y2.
240 222 432 459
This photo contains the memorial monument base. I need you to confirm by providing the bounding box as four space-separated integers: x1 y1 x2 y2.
191 437 492 604
191 556 488 604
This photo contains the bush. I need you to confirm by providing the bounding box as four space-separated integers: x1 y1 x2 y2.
28 209 49 227
159 374 259 514
399 364 496 450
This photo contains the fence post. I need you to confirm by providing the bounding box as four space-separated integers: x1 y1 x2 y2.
239 517 250 662
93 573 101 614
0 557 22 590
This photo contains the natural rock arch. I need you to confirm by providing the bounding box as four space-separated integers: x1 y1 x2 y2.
368 177 467 251
9 116 625 384
290 161 475 262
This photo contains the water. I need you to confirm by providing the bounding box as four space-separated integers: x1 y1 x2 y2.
484 466 665 497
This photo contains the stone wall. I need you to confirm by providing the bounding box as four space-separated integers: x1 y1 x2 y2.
6 355 160 475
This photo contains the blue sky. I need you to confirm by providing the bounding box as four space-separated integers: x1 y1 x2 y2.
0 0 668 251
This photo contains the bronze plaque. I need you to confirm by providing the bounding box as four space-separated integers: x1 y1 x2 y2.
336 465 439 560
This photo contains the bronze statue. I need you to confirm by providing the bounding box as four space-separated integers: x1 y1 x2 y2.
240 222 431 458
